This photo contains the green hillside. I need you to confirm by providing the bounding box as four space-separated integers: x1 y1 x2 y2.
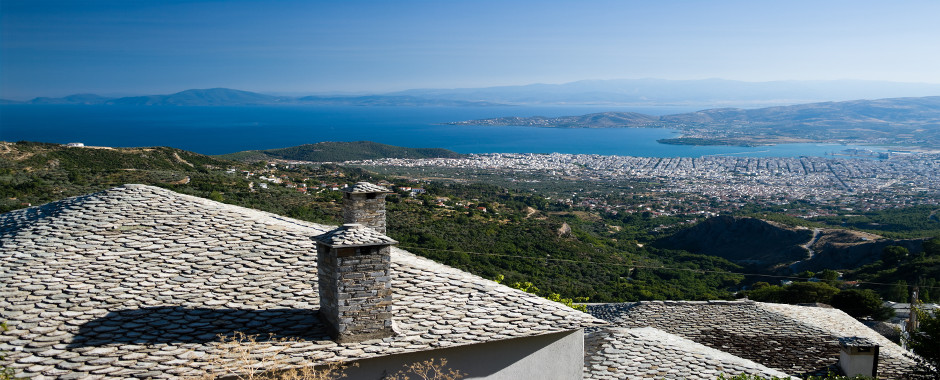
217 141 465 162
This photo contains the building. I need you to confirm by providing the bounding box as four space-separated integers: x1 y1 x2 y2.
586 301 919 379
0 183 604 379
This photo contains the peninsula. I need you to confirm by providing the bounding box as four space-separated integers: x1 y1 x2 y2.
447 96 940 149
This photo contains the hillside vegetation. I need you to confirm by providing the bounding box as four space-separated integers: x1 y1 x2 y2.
2 140 937 304
0 141 743 302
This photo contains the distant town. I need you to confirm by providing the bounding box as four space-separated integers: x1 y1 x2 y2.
348 151 940 218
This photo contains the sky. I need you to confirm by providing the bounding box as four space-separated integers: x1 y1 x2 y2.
2 0 940 100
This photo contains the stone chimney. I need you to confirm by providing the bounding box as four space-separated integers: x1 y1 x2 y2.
838 337 879 378
342 182 392 234
314 223 397 343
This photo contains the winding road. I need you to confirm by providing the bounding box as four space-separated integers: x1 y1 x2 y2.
789 228 823 272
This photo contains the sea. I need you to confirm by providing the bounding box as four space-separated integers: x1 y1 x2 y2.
0 105 884 158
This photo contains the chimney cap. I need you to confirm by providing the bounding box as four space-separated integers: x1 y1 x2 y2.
314 223 398 248
342 182 391 194
839 336 877 348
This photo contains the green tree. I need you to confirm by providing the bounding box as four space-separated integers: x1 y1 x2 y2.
746 284 786 303
925 238 940 257
830 289 894 321
882 245 909 266
819 269 840 282
888 280 910 303
782 281 840 304
907 306 940 380
797 271 815 279
209 190 224 202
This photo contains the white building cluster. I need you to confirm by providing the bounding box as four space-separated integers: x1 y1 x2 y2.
352 153 940 204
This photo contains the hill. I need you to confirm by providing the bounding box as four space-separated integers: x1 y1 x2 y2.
0 141 238 212
656 215 927 273
216 141 465 162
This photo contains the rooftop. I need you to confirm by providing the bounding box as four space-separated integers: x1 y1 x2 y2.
587 300 917 379
0 184 604 378
584 327 792 380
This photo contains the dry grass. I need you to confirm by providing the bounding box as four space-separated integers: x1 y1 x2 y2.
183 332 353 380
184 333 464 380
384 358 465 380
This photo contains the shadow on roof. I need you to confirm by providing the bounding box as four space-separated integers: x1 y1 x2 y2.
67 307 330 347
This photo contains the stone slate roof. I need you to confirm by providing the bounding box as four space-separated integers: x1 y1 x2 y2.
584 327 792 380
587 301 918 379
314 223 397 247
0 185 605 378
760 302 917 379
343 182 390 194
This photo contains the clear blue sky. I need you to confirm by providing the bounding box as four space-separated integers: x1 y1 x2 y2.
2 0 939 99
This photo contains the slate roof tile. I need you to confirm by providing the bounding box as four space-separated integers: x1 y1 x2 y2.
0 185 605 378
342 182 391 194
584 327 794 380
587 301 918 379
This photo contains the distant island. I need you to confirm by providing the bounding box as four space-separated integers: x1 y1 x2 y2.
448 96 940 149
216 141 465 163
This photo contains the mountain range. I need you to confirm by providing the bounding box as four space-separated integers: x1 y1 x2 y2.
450 96 940 148
8 88 504 107
5 79 940 107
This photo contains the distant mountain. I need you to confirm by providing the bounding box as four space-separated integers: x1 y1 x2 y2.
18 88 505 107
216 141 465 162
451 96 940 148
395 79 940 106
660 96 940 127
28 94 111 105
14 79 940 108
106 88 289 106
295 95 504 107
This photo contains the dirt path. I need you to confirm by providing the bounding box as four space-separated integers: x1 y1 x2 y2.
525 207 537 219
789 228 823 272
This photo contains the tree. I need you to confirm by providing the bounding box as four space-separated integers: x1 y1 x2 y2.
888 280 910 303
907 306 940 380
746 284 786 303
819 269 840 282
830 289 894 321
781 281 840 304
925 238 940 257
882 245 909 266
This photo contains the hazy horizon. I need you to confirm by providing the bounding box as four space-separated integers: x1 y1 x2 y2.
3 1 940 100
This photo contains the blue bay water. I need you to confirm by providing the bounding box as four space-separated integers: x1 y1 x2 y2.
0 105 880 157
